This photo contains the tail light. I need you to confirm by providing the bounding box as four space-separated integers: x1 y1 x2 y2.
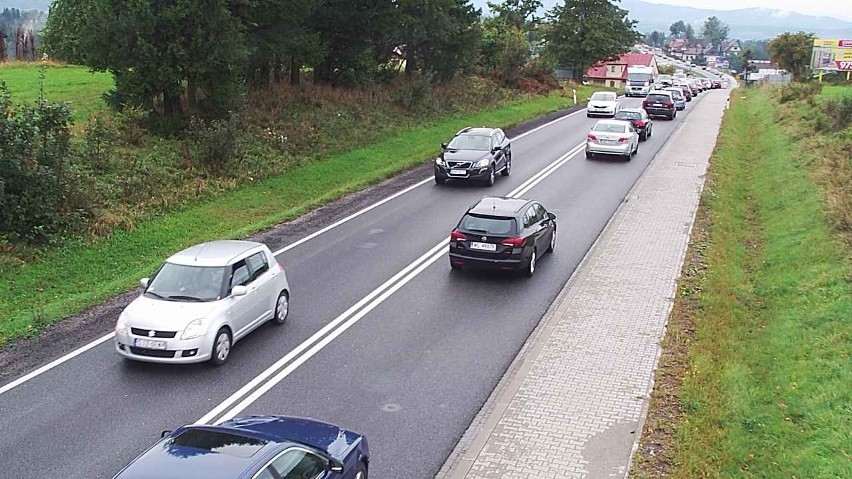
450 229 467 241
587 133 597 141
618 137 630 142
664 101 674 107
642 100 650 107
635 120 645 127
501 237 525 247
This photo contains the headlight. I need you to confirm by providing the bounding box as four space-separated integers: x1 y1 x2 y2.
180 319 207 340
435 157 445 166
475 158 490 168
115 315 129 336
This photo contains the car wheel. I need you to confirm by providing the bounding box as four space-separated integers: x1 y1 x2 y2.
484 166 495 187
353 462 368 479
525 249 537 277
272 290 289 325
501 156 511 176
647 126 652 138
434 175 445 185
547 227 556 253
585 150 593 160
450 260 462 271
640 131 647 142
210 328 232 366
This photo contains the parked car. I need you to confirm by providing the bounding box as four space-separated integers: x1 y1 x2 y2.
662 87 687 110
434 127 511 186
642 90 678 120
585 119 640 160
586 91 620 117
112 416 370 479
614 108 653 141
448 197 556 277
115 240 290 365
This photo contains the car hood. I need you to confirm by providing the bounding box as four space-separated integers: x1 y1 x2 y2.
589 101 617 109
443 149 490 162
122 295 220 330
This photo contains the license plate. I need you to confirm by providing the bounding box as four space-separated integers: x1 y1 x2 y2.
601 139 616 144
653 103 662 107
134 338 167 350
470 242 497 251
450 169 466 175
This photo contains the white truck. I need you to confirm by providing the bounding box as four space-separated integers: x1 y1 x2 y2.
624 65 655 97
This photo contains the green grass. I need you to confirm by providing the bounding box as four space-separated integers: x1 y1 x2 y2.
0 62 113 123
0 87 602 346
670 88 851 477
821 84 852 99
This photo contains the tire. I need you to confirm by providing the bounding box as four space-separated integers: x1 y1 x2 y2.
547 227 556 253
501 156 511 176
585 150 593 160
434 175 445 185
210 327 232 366
586 113 591 118
647 126 652 139
272 290 289 325
353 462 368 479
525 249 537 277
639 131 647 142
484 166 495 187
450 261 462 271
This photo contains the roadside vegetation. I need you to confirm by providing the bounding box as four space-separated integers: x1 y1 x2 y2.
630 85 851 477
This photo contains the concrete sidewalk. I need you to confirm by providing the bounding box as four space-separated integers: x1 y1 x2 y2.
437 90 730 479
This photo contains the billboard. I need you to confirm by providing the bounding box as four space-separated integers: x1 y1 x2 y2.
811 39 852 71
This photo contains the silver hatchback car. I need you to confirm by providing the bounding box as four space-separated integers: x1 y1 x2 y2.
115 240 291 365
585 119 639 161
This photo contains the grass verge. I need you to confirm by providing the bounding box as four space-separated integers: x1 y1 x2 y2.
630 88 851 477
0 87 603 347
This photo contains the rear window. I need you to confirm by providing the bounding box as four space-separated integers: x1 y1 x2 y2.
647 94 670 102
459 214 516 236
170 429 267 458
593 122 627 133
615 111 641 120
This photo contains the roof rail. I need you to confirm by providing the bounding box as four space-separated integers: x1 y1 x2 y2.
455 126 473 136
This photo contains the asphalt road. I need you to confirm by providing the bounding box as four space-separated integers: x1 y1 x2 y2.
0 82 721 479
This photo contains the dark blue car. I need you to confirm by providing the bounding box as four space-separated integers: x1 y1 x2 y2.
113 416 369 479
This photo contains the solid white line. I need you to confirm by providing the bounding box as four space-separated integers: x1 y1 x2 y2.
203 137 588 424
0 98 597 398
0 332 115 396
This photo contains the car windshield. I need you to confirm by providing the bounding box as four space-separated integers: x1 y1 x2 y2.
627 73 652 82
615 111 641 120
593 122 628 133
459 214 516 236
647 94 670 102
146 262 226 302
447 134 491 151
168 429 267 458
591 92 616 101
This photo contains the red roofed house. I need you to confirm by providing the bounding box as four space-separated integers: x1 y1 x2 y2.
584 53 658 88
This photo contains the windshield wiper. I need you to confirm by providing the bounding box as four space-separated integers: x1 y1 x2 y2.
165 295 204 302
145 291 167 300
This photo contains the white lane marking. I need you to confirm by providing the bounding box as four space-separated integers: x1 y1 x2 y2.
202 140 587 424
0 102 598 397
0 332 115 396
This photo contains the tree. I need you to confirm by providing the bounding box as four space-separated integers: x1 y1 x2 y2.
703 16 729 54
487 0 543 30
42 0 93 64
684 23 695 45
740 48 754 82
669 20 686 38
768 31 815 81
544 0 640 81
646 30 665 48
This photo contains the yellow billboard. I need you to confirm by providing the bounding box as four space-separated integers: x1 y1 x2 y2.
811 38 852 70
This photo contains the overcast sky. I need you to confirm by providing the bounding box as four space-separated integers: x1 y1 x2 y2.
645 0 852 21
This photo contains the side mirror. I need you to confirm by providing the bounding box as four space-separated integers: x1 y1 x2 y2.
329 459 345 473
140 278 149 289
586 97 591 101
548 212 557 221
441 142 448 150
230 285 247 297
160 430 172 438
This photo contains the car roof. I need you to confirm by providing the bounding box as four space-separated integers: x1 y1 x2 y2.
616 107 643 113
468 196 531 217
648 90 673 96
220 416 362 460
456 127 498 136
167 240 265 267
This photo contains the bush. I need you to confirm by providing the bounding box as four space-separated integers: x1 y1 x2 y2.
0 81 84 244
185 113 243 173
824 96 852 131
779 82 822 103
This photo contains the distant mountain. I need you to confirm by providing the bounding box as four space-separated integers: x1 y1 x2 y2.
472 0 852 40
0 1 51 12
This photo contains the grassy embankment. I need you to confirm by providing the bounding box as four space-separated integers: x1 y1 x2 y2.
0 62 616 347
630 87 851 477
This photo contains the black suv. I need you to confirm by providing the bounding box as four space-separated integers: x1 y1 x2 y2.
435 127 512 186
449 197 556 277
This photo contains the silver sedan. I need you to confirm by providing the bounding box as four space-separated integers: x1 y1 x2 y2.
115 240 291 365
585 120 639 161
